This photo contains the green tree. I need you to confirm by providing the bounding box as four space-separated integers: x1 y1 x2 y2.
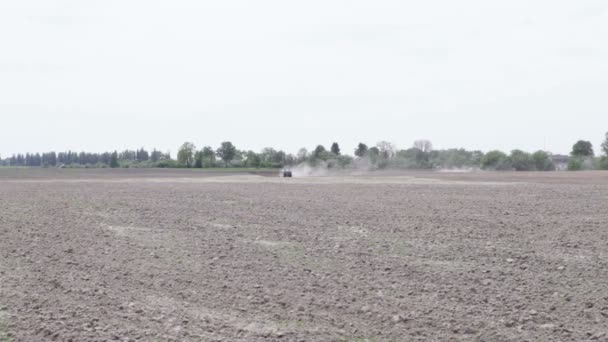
571 140 594 157
136 148 149 162
245 151 261 168
531 150 555 171
510 150 534 171
568 157 584 171
273 150 286 166
481 150 511 170
376 141 396 159
313 145 326 158
599 156 608 170
201 146 215 167
331 142 341 155
354 143 368 157
177 142 196 167
428 149 483 169
216 141 237 167
296 148 308 164
368 147 380 165
260 147 277 167
395 148 430 169
194 151 204 168
110 151 119 168
601 132 608 156
309 145 331 165
150 149 162 162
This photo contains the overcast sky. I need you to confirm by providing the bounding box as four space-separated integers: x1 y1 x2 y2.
1 0 607 156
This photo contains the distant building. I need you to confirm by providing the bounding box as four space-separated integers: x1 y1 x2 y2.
551 155 569 171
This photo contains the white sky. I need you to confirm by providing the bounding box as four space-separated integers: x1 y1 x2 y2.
1 0 607 156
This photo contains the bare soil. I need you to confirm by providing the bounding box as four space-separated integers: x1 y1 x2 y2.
1 169 608 341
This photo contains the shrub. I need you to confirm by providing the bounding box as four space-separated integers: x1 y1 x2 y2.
567 157 584 171
392 148 431 169
599 156 608 170
430 149 482 169
510 150 534 171
531 151 555 171
481 150 511 170
155 160 181 168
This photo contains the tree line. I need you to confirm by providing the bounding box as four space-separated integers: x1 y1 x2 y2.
0 149 170 168
1 133 608 171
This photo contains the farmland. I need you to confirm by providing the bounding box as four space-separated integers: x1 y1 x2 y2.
1 169 608 341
